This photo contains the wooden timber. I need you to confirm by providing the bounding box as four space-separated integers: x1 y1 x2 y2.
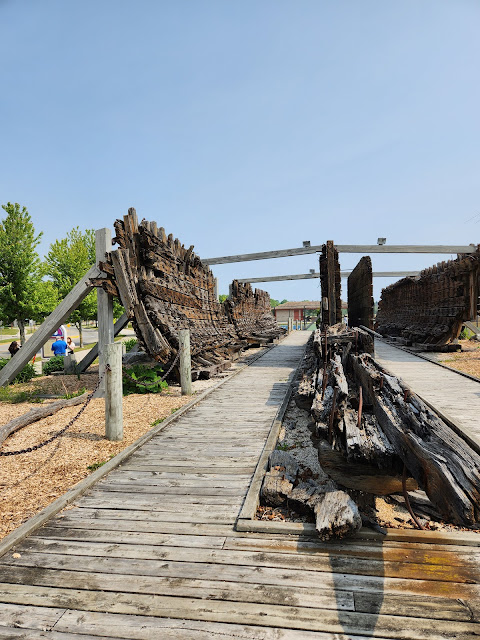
0 333 479 637
351 352 480 526
203 244 476 265
348 256 374 330
92 209 284 374
320 241 342 326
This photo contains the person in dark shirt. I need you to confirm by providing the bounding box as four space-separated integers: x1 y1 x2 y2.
51 338 67 356
8 341 20 357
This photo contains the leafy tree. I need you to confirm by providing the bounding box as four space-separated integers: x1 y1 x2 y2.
0 203 56 344
218 294 228 303
270 299 280 308
45 227 97 347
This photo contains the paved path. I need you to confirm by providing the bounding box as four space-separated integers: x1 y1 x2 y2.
0 331 479 639
375 339 480 448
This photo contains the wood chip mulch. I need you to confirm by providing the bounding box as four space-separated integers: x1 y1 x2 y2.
434 340 480 378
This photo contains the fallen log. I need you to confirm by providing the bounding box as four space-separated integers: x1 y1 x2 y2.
350 353 480 526
0 393 89 447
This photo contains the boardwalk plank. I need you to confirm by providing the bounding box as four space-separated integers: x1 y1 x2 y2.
0 584 478 639
7 539 479 584
2 551 479 600
0 608 422 640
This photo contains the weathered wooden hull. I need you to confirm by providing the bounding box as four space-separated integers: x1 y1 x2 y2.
375 252 480 345
92 209 285 373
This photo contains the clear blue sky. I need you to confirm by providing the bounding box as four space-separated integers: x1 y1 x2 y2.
2 0 480 302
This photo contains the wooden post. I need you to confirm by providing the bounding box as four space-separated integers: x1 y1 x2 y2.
77 312 129 374
288 317 293 333
94 228 114 398
63 354 77 375
179 329 192 395
105 342 123 441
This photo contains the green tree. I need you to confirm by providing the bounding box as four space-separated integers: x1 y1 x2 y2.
218 294 228 303
0 203 55 344
45 227 97 347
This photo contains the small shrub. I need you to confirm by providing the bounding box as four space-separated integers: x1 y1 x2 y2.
122 363 169 395
43 355 65 376
87 454 114 472
0 358 36 384
62 387 86 399
124 338 138 352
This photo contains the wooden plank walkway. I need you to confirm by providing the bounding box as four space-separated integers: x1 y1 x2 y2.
375 339 480 447
0 330 479 639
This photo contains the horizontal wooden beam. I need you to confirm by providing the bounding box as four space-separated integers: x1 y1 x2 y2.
203 244 476 265
237 271 421 284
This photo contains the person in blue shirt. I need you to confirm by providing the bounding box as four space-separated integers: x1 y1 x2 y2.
51 338 67 356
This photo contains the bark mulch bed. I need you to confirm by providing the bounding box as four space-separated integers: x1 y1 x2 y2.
433 339 480 378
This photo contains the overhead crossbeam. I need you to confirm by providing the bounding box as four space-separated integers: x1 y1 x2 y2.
237 271 421 284
203 244 476 265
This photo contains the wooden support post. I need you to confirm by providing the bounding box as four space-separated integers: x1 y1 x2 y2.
94 228 114 398
288 317 293 333
76 313 129 375
105 342 123 441
179 329 192 395
63 354 77 375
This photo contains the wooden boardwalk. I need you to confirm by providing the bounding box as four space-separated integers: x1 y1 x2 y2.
0 330 479 639
375 339 480 448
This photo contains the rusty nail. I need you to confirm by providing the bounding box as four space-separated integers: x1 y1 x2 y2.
328 386 338 445
357 386 363 429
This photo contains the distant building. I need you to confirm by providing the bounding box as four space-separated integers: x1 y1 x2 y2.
273 301 321 324
273 300 348 325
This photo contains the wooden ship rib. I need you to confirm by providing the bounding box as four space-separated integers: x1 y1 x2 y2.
92 208 285 378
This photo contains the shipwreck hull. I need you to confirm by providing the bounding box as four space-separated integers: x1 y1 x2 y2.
93 208 285 373
375 251 480 345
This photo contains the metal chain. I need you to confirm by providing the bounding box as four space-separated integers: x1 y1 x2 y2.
122 350 181 389
0 367 109 457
